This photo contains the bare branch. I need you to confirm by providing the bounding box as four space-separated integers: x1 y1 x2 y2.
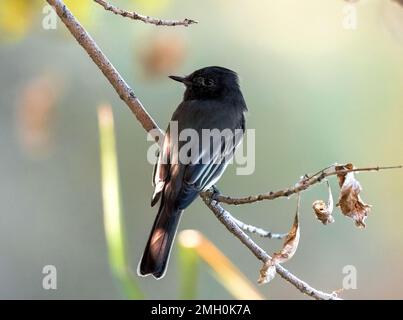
93 0 197 27
211 165 402 205
231 216 287 240
200 195 340 300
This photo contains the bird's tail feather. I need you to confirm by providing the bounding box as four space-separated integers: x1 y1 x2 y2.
138 200 182 279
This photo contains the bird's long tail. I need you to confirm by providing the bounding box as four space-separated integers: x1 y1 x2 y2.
138 200 183 279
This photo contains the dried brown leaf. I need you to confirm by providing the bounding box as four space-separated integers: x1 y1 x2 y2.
272 212 300 263
312 180 335 225
336 164 371 228
336 163 354 187
258 196 301 284
313 200 335 225
258 262 276 285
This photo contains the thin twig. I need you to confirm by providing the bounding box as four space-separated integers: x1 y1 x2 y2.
48 0 344 299
231 216 287 240
212 165 402 205
93 0 197 26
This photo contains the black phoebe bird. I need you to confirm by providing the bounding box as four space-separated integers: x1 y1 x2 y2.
138 66 247 279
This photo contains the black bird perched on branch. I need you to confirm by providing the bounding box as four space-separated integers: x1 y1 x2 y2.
138 66 248 279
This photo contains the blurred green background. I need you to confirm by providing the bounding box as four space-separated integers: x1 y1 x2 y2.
0 0 403 299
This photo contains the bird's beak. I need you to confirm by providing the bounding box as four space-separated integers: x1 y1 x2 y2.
169 75 191 85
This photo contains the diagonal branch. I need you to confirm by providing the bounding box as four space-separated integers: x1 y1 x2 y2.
93 0 197 26
48 0 341 299
211 165 402 205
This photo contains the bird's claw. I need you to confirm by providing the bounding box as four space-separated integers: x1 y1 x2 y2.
210 185 221 201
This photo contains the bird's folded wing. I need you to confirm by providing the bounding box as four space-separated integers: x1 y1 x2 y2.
151 128 171 206
177 131 242 209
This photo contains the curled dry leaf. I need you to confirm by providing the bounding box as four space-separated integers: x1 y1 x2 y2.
258 260 276 285
258 196 301 285
335 164 371 228
313 200 335 225
312 180 335 225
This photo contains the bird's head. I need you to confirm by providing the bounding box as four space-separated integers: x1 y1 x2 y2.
169 66 240 101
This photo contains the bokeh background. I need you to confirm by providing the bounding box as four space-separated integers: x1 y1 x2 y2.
1 0 403 299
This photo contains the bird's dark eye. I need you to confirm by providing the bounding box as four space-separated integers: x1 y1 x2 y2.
194 76 215 87
204 78 215 87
